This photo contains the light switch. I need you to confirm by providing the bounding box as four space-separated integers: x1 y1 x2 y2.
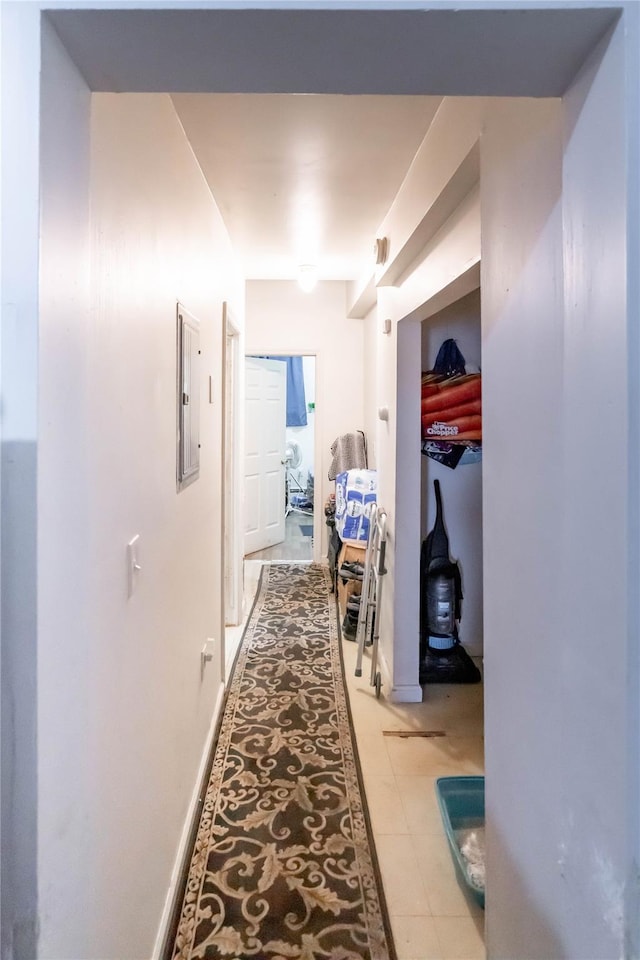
201 638 216 676
127 535 141 598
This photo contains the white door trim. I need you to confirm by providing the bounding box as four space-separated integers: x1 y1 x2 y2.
221 301 243 639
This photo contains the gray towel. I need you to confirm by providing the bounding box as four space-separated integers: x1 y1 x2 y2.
328 431 367 480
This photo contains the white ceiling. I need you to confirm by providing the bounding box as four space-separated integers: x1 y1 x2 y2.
48 8 617 97
48 5 617 284
172 94 441 281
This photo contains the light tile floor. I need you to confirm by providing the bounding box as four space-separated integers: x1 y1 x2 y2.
341 638 486 960
225 561 486 960
245 511 314 562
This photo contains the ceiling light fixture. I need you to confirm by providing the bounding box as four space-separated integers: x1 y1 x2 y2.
297 264 318 293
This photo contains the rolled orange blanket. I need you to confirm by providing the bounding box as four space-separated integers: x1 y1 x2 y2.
421 375 481 413
421 384 441 399
421 398 481 421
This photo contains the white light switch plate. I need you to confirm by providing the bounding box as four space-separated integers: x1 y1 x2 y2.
127 535 141 598
201 638 216 675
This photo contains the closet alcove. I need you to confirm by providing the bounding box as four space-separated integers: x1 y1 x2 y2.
421 287 483 660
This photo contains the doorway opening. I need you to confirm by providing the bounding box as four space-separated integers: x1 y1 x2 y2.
22 7 636 960
244 354 316 563
420 288 483 673
225 353 317 678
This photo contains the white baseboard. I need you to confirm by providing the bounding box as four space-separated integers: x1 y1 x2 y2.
361 649 422 704
388 683 424 703
151 681 226 960
376 646 424 703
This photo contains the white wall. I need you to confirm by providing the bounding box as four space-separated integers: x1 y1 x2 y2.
39 51 242 958
362 302 379 469
421 290 483 655
38 18 92 957
551 19 629 957
480 97 567 959
375 23 637 955
1 6 42 957
245 280 365 554
627 6 640 956
374 36 636 947
479 27 633 952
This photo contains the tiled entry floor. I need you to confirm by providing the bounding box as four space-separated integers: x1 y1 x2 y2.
341 638 485 960
225 562 485 960
245 511 314 562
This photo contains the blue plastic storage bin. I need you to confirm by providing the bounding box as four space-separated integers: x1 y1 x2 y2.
435 776 485 909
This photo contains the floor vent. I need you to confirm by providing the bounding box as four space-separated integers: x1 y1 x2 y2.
382 730 446 738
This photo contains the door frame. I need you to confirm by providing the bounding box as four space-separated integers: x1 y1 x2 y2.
245 348 322 564
221 302 243 640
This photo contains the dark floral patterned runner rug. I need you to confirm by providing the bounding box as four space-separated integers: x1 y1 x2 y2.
172 563 396 960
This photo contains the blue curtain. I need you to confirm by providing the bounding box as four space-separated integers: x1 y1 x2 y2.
262 356 307 427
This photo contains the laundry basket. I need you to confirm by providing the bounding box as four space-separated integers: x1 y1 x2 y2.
435 776 485 909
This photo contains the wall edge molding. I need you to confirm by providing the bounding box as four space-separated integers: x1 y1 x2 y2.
151 681 226 960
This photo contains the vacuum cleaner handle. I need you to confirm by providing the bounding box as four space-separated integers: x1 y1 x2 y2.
434 478 443 518
430 478 450 560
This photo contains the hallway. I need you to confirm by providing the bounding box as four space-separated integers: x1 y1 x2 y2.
6 5 637 957
225 563 485 960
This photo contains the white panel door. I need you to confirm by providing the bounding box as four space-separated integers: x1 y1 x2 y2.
244 357 286 555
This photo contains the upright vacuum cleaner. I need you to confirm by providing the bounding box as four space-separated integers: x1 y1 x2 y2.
419 479 481 684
